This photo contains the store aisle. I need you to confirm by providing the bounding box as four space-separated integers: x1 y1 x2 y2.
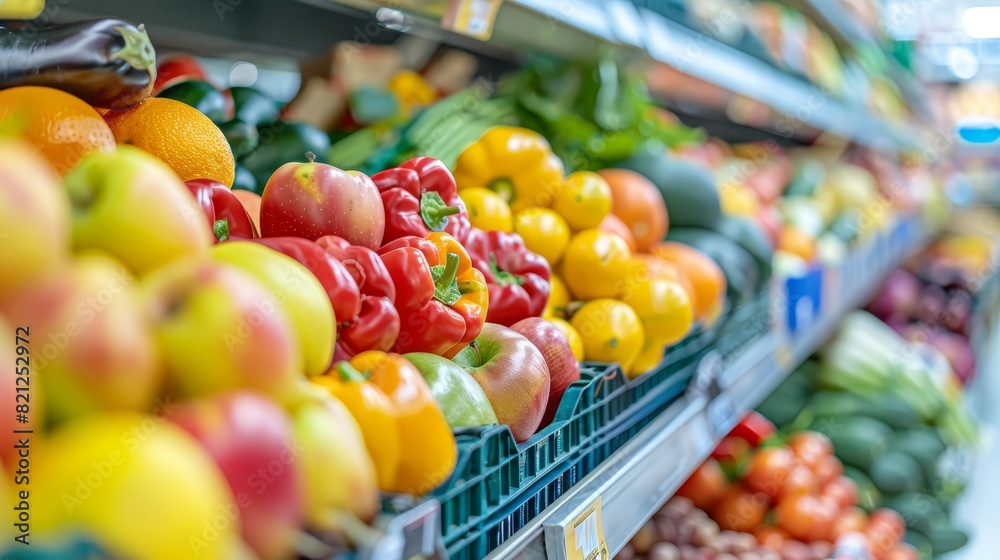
948 329 1000 560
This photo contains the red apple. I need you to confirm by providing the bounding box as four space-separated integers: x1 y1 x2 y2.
452 323 550 442
259 158 385 249
168 391 302 560
510 317 580 428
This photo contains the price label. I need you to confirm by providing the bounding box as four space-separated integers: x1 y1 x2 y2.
0 0 44 18
774 340 793 371
563 497 608 560
442 0 505 40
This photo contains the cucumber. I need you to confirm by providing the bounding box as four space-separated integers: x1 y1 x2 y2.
869 450 925 495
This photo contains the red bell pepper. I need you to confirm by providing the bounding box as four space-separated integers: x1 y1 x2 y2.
315 235 400 355
250 237 362 333
371 157 471 245
186 179 258 243
711 436 752 481
377 232 488 358
727 412 776 448
463 228 550 326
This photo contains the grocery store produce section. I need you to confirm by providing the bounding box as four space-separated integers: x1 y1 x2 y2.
0 1 996 560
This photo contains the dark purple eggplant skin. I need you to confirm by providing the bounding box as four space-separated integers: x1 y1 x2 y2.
0 18 157 108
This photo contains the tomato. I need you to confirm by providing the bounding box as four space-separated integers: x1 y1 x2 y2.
866 509 906 559
813 453 844 484
822 476 858 509
552 171 613 231
884 542 919 560
776 464 820 503
752 524 789 550
832 507 869 541
788 431 833 470
775 493 839 543
676 459 729 511
744 446 796 501
712 485 769 533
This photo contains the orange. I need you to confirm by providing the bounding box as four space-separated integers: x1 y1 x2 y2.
650 242 726 323
779 226 817 262
597 213 637 252
631 254 695 303
104 98 235 186
597 168 668 252
0 86 116 175
231 190 262 233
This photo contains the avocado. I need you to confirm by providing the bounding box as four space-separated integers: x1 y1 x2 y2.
230 86 281 128
666 228 758 305
825 416 893 470
927 521 969 555
618 151 722 229
219 119 260 159
157 79 228 124
890 426 947 483
902 529 933 560
241 122 331 188
882 493 946 535
869 450 925 494
710 215 774 290
842 466 881 512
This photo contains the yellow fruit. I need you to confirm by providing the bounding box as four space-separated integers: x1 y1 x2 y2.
460 187 513 232
619 276 694 346
544 274 570 319
34 413 243 560
561 230 632 300
104 97 235 186
628 338 666 379
570 299 644 372
552 171 613 231
549 317 584 362
719 181 760 217
514 208 571 265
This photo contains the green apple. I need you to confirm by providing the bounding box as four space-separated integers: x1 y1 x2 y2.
0 140 70 300
141 256 303 403
64 146 212 275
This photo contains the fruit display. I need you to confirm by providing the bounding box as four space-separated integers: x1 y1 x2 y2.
0 4 985 560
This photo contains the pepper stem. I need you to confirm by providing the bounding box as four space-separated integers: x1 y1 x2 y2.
431 253 463 306
489 253 525 286
213 219 230 242
487 178 516 203
336 361 368 382
113 25 157 74
420 191 461 231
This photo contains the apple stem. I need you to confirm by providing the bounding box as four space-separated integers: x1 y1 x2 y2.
306 151 316 163
336 361 368 382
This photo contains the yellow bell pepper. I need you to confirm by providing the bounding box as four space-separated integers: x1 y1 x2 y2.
453 126 566 213
388 70 438 117
311 364 401 491
348 351 457 495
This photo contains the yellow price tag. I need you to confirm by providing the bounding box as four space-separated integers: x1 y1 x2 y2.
564 496 609 560
442 0 504 40
0 0 44 18
774 342 793 370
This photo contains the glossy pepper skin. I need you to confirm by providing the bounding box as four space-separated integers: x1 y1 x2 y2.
464 228 551 326
250 237 362 331
371 157 471 245
315 235 400 355
728 412 776 448
186 178 258 242
310 362 401 491
347 351 457 495
452 126 566 213
377 232 488 358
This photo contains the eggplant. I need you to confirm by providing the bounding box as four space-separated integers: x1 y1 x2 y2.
0 18 156 108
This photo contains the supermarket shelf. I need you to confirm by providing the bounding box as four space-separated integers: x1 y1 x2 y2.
483 218 934 560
